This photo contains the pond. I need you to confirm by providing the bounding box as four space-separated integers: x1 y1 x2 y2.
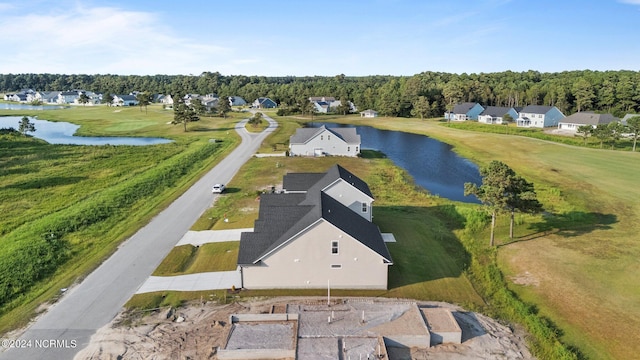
0 116 172 146
0 103 68 110
308 122 481 203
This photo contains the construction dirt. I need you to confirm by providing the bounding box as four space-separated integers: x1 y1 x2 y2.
75 297 534 360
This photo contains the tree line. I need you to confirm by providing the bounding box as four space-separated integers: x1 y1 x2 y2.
2 70 640 117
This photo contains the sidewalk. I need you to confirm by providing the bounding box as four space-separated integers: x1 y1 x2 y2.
136 271 242 293
176 228 252 246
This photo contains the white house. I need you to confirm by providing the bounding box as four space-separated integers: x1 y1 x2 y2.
360 109 378 118
237 165 392 290
516 105 565 128
444 102 485 121
112 94 139 106
558 112 618 132
289 125 361 157
477 106 519 124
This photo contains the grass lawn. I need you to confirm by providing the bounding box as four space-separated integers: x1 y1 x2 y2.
304 114 640 360
135 153 484 310
152 242 239 276
0 105 245 334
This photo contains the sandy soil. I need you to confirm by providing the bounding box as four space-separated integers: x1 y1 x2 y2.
75 297 534 360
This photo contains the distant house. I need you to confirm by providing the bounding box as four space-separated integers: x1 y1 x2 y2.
622 114 640 125
35 91 61 104
252 97 277 109
477 106 519 124
360 109 378 118
309 97 356 113
557 112 618 131
516 105 565 128
444 102 485 121
160 94 174 108
112 94 139 107
312 101 331 113
228 96 247 106
289 125 361 157
237 165 393 290
57 91 81 104
203 98 219 111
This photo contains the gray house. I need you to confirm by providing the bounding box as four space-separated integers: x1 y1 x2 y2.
516 105 565 128
477 106 519 124
444 102 485 121
289 125 361 157
252 97 277 109
238 165 392 290
558 112 618 132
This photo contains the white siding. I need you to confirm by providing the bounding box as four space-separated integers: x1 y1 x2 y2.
322 180 373 221
289 129 359 157
242 221 389 289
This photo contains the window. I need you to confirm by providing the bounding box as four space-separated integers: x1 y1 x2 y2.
356 146 359 152
328 135 330 140
347 146 351 152
331 241 339 255
321 135 323 140
331 264 342 269
362 202 367 213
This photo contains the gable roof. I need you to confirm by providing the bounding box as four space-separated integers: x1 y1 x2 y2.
238 165 388 266
560 112 617 126
452 102 480 114
520 105 554 114
479 106 514 117
289 125 360 145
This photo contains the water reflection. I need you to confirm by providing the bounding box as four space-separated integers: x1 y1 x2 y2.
0 116 172 146
308 122 481 203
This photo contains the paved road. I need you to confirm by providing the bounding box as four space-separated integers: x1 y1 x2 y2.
0 114 277 360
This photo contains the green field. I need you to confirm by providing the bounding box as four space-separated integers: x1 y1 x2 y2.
301 115 640 360
0 104 250 333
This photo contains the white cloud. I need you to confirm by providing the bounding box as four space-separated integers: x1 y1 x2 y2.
0 5 231 75
619 0 640 4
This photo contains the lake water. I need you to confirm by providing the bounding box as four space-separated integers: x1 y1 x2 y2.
309 122 481 203
0 103 68 110
0 116 172 146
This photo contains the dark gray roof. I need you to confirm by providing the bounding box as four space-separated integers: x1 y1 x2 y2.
238 165 388 266
283 173 326 192
480 106 514 117
560 112 617 126
452 102 479 114
520 105 554 114
289 125 360 145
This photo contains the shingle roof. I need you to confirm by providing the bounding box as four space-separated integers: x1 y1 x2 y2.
237 165 388 266
452 102 478 114
283 173 326 192
520 105 553 114
289 125 360 145
479 106 513 117
560 112 617 126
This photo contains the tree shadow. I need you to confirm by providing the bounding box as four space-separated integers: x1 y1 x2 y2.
500 211 617 247
375 205 470 288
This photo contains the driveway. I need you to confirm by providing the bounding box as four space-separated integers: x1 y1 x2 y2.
0 115 277 360
136 271 242 293
175 228 252 246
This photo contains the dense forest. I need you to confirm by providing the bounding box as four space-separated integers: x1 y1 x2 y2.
1 70 640 117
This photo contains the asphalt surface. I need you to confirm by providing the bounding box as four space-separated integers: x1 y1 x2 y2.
0 114 277 360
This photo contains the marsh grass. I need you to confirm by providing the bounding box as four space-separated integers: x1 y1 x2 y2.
0 105 241 333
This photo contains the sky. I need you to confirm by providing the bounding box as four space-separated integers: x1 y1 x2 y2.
0 0 639 76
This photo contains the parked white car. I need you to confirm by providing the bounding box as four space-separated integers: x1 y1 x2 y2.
212 184 226 193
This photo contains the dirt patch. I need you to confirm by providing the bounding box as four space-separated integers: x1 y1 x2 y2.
75 297 534 360
510 271 540 287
